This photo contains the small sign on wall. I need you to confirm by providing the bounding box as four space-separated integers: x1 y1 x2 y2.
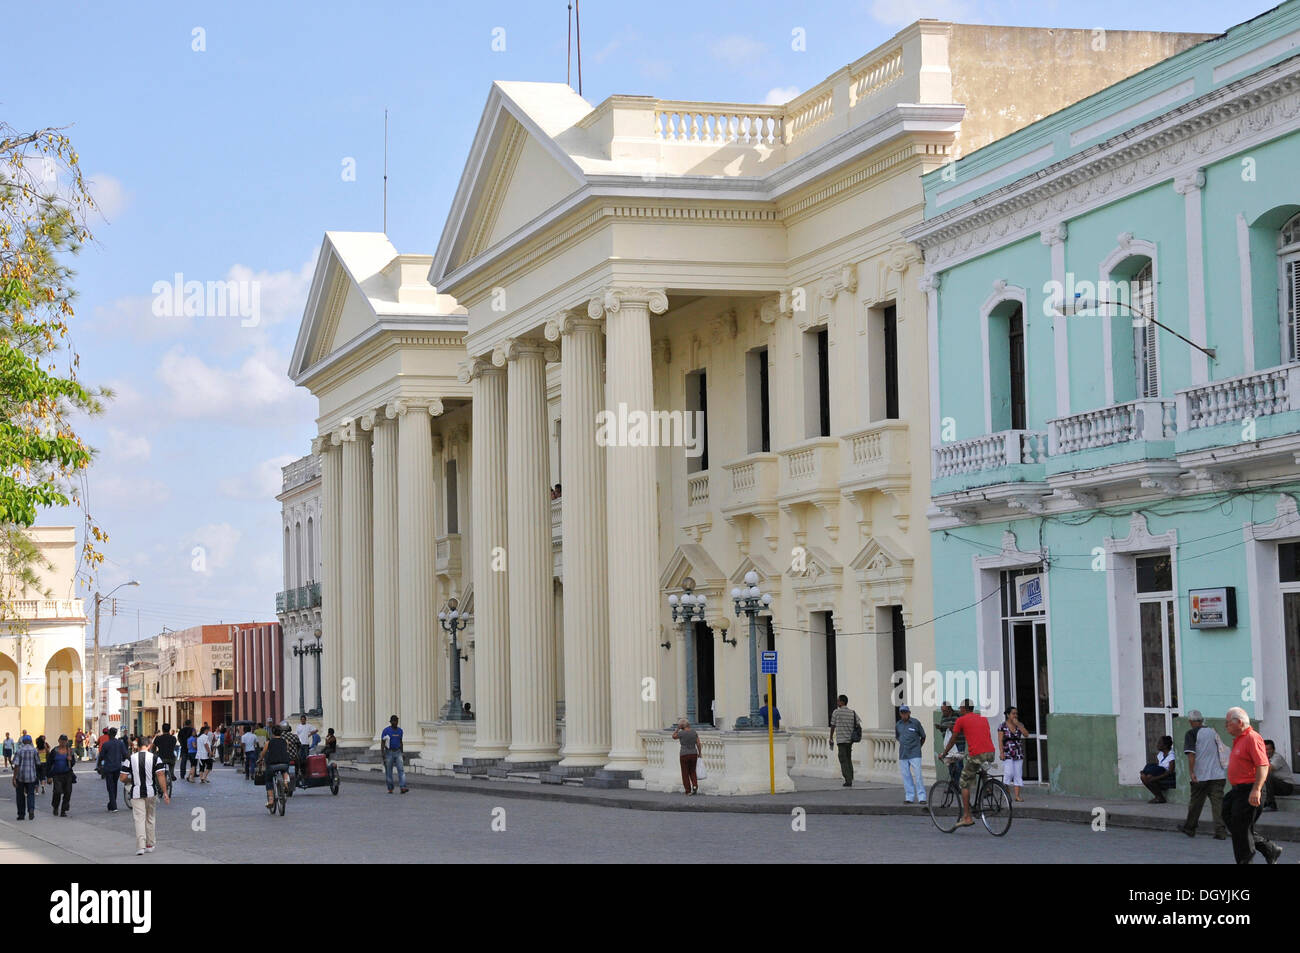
1015 573 1044 613
1189 587 1237 629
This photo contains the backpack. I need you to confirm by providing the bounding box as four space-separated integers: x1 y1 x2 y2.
850 711 862 744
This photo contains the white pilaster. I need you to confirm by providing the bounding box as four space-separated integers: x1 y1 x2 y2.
395 399 439 748
1176 170 1209 384
465 359 511 759
546 313 611 765
590 286 668 769
1042 223 1070 416
365 409 399 741
339 421 375 747
498 338 560 763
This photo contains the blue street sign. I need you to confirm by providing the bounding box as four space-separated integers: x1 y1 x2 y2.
761 650 778 674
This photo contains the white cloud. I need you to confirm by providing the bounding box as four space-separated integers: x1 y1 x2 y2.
106 427 151 462
711 34 766 70
870 0 973 27
189 523 241 571
218 455 297 501
90 473 171 508
156 345 304 421
86 172 130 221
764 86 800 105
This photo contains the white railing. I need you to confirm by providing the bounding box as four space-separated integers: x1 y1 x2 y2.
1177 363 1300 431
652 103 784 145
687 472 709 509
281 455 320 492
933 430 1047 479
789 726 901 781
785 89 833 143
840 421 910 488
731 462 756 492
1047 398 1176 455
723 455 778 510
550 499 562 544
849 47 904 107
5 599 85 620
435 534 462 576
779 438 840 494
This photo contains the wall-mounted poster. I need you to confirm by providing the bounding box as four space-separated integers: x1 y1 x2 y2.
1189 587 1236 629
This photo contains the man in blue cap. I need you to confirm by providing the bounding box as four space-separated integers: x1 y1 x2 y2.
95 727 128 812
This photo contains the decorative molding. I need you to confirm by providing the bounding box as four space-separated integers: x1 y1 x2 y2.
587 287 669 319
1173 169 1206 194
359 410 378 431
819 263 858 302
544 311 602 341
1006 493 1047 514
709 308 738 343
918 272 941 294
759 292 794 324
885 242 922 274
972 530 1046 570
1057 488 1099 509
1138 474 1183 496
457 355 498 384
908 61 1300 268
1107 511 1177 554
492 337 558 366
1039 223 1068 246
1191 468 1238 490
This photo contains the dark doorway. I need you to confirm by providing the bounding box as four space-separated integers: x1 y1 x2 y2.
823 612 838 722
817 328 831 436
891 606 906 720
694 620 715 726
884 304 899 420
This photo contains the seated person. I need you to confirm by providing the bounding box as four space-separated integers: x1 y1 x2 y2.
1263 739 1294 810
1139 735 1176 803
758 694 780 730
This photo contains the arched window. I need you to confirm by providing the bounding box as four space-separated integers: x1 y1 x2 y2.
295 521 303 588
283 526 290 591
306 516 314 584
1280 212 1300 364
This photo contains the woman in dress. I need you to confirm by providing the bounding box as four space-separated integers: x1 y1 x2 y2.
998 707 1027 802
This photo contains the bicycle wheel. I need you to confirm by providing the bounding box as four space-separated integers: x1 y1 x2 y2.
979 778 1013 836
277 775 286 816
927 780 961 833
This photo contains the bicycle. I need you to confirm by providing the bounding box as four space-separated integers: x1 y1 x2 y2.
267 768 287 817
928 757 1013 836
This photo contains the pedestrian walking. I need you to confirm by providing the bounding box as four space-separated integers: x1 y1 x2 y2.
12 734 38 820
1221 707 1283 864
194 728 213 783
322 729 337 760
49 735 77 817
74 729 86 760
827 694 861 787
282 721 301 786
381 715 408 794
895 705 927 803
34 735 48 794
184 731 198 781
153 723 177 782
2 732 13 769
241 725 258 779
177 720 193 780
998 707 1028 802
1179 709 1227 839
672 718 702 794
120 735 170 856
96 727 128 812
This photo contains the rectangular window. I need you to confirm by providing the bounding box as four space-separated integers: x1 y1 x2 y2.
686 370 708 472
890 606 906 720
1136 554 1172 593
818 328 831 437
803 329 831 439
1133 261 1159 398
445 460 459 535
746 349 770 453
884 305 899 420
1286 258 1300 363
1008 308 1026 431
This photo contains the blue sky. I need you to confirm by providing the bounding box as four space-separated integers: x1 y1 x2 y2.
3 0 1243 643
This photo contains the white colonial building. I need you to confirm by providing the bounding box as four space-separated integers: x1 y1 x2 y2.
276 452 324 716
290 20 1203 792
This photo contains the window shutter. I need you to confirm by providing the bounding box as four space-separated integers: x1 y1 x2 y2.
1287 258 1300 363
1133 261 1158 398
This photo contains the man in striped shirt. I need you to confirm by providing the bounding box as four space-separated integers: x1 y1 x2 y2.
827 695 860 787
120 735 171 856
12 735 38 820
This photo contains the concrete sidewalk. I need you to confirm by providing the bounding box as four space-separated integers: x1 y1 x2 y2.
338 765 1300 842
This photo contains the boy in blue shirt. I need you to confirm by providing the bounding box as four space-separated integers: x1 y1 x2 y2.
380 715 408 794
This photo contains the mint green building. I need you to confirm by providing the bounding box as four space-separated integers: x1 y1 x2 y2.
906 2 1300 799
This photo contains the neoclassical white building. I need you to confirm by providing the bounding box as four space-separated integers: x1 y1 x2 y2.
276 452 323 716
291 20 1204 791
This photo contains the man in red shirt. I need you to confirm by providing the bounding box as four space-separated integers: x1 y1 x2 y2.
939 699 995 827
1222 707 1283 864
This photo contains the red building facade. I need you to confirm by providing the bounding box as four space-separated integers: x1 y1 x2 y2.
232 622 284 724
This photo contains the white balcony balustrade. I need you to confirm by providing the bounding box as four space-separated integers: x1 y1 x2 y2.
722 454 779 512
1177 363 1300 431
839 421 910 490
778 438 840 498
686 472 710 510
933 430 1047 480
1047 398 1176 455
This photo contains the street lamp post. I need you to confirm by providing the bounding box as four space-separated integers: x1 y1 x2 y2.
667 576 708 725
92 580 139 732
731 570 772 729
438 598 471 721
305 631 322 717
292 637 309 716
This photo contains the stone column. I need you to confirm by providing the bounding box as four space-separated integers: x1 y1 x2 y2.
365 409 399 742
589 287 667 770
339 420 375 748
497 338 560 764
546 313 611 767
465 359 510 759
395 399 439 751
316 432 343 739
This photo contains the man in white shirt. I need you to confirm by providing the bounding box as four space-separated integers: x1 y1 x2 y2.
295 715 316 751
194 730 213 783
240 727 258 780
1179 710 1227 839
120 736 170 856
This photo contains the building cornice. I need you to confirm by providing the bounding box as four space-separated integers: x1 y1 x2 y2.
905 53 1300 269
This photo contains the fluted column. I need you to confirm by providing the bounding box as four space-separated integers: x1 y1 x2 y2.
465 359 510 758
590 287 667 769
316 432 343 737
339 420 375 746
546 313 610 765
395 399 439 750
496 338 560 763
364 409 399 741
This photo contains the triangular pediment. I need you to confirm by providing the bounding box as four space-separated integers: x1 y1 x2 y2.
850 535 913 576
789 546 842 586
432 82 591 281
728 552 781 588
659 544 727 593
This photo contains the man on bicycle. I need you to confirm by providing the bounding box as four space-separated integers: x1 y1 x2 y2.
939 698 995 828
258 724 291 812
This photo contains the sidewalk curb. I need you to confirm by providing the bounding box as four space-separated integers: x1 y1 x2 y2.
335 768 1300 842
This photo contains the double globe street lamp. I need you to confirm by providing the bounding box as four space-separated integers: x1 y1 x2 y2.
292 633 322 717
731 571 772 729
438 598 472 721
667 577 707 725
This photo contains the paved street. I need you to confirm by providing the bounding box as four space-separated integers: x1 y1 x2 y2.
0 761 1257 863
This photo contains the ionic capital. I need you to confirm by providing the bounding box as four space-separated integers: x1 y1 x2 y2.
1039 223 1068 247
819 263 858 301
457 355 500 384
587 286 669 319
1173 169 1205 195
492 337 558 366
886 242 923 274
918 272 941 294
545 311 604 341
